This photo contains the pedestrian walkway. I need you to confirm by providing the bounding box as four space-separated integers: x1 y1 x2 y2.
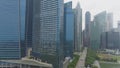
94 60 101 68
76 47 87 68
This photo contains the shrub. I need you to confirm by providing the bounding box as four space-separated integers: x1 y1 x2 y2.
67 54 80 68
85 49 98 67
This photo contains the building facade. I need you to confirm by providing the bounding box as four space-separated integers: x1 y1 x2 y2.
106 13 113 31
85 11 91 47
25 0 33 48
21 0 26 57
100 31 120 49
25 0 33 57
64 1 74 58
0 0 26 59
100 32 107 49
74 3 82 52
32 0 64 68
91 11 107 50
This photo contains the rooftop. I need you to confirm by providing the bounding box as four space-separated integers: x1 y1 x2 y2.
0 58 53 68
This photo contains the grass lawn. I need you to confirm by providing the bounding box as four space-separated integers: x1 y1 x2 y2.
113 56 120 61
100 62 120 68
98 53 120 61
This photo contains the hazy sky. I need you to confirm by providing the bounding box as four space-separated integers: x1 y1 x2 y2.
64 0 120 29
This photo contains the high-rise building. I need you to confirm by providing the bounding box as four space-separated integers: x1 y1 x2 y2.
25 0 33 48
25 0 33 57
85 11 91 47
100 31 120 49
0 0 25 59
32 0 64 68
64 1 74 58
20 0 26 57
74 2 82 52
91 11 107 50
117 21 120 33
106 13 113 31
100 32 107 49
90 21 97 49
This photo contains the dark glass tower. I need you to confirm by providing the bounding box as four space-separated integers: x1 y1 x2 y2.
32 0 64 68
64 1 74 58
20 0 26 57
0 0 25 59
25 0 33 48
85 11 91 47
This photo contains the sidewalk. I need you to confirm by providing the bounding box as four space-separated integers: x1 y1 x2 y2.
94 60 101 68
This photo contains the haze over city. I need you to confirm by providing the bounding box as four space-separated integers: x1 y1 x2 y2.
0 0 120 68
65 0 120 28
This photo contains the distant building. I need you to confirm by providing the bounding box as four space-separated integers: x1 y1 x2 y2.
117 21 120 33
0 0 26 59
100 32 107 49
85 11 91 47
64 1 74 58
90 21 96 49
100 31 120 49
107 31 120 49
31 0 64 68
106 13 113 31
74 3 82 52
91 11 107 50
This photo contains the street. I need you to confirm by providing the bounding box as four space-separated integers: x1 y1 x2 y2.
76 47 87 68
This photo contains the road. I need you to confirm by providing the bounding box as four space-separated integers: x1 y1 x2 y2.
76 47 87 68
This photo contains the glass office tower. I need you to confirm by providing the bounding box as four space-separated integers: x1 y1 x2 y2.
85 11 91 47
20 0 26 57
32 0 64 68
64 1 74 58
74 3 82 52
0 0 25 59
92 11 107 50
25 0 33 48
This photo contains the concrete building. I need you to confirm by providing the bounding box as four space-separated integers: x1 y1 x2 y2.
31 0 64 68
64 1 74 58
74 2 82 52
0 58 52 68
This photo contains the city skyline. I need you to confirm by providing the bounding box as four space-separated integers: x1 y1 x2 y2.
65 0 120 28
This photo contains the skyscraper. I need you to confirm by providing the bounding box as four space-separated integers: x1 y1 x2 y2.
106 13 113 31
25 0 33 57
101 31 120 49
64 1 74 58
25 0 33 48
20 0 26 57
74 3 82 52
32 0 64 68
117 21 120 34
85 11 91 47
92 11 107 49
0 0 25 59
